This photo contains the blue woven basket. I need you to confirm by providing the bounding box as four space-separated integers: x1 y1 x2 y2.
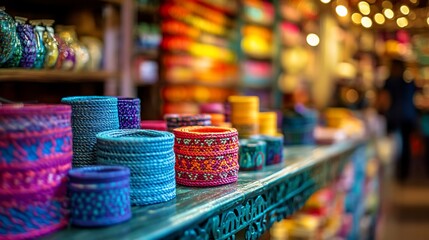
68 166 132 227
96 129 176 206
282 112 318 146
61 96 119 167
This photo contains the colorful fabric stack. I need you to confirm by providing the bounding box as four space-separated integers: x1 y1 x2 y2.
140 120 167 131
238 139 266 171
282 107 318 145
258 111 277 136
68 166 132 227
117 97 141 129
96 129 176 205
61 96 119 167
164 114 211 132
251 134 284 165
0 104 72 239
228 96 259 138
173 126 239 187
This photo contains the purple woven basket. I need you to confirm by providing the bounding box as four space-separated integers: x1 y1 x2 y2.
69 166 132 227
0 104 72 239
117 97 141 129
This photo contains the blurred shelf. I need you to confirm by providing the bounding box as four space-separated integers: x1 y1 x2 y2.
137 5 158 13
240 83 273 90
134 48 159 58
163 81 239 89
0 69 117 83
103 0 124 5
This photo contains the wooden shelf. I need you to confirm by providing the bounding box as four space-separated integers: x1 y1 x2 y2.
0 69 117 83
163 81 239 89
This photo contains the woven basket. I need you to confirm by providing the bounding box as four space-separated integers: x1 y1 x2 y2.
61 96 119 167
282 112 317 146
250 134 284 165
238 139 266 171
68 166 131 227
282 125 315 145
140 120 167 131
96 129 176 206
164 114 211 132
173 126 239 187
0 104 72 239
117 97 141 129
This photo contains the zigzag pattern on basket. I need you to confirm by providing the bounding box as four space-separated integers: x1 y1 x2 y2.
173 126 239 187
0 200 68 239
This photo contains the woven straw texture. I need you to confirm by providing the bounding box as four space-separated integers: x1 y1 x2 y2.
0 104 72 239
173 126 239 187
61 96 119 167
69 166 132 227
164 114 211 132
117 97 141 129
238 139 266 171
96 129 176 206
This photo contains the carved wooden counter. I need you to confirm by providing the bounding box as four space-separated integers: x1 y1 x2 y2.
47 140 365 240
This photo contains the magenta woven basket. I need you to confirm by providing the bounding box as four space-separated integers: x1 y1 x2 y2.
0 104 72 239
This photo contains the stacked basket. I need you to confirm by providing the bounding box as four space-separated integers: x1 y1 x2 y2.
61 96 119 167
228 96 259 138
258 111 277 136
173 126 239 187
96 129 176 205
0 104 72 239
164 114 211 132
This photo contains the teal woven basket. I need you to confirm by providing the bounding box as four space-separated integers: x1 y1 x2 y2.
61 96 119 167
96 129 176 206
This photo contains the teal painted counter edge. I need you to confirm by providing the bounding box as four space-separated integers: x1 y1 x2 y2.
46 140 365 240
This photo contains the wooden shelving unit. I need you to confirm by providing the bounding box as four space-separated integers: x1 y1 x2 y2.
0 69 117 83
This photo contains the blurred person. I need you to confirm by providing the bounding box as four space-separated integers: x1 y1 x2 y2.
378 59 417 182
